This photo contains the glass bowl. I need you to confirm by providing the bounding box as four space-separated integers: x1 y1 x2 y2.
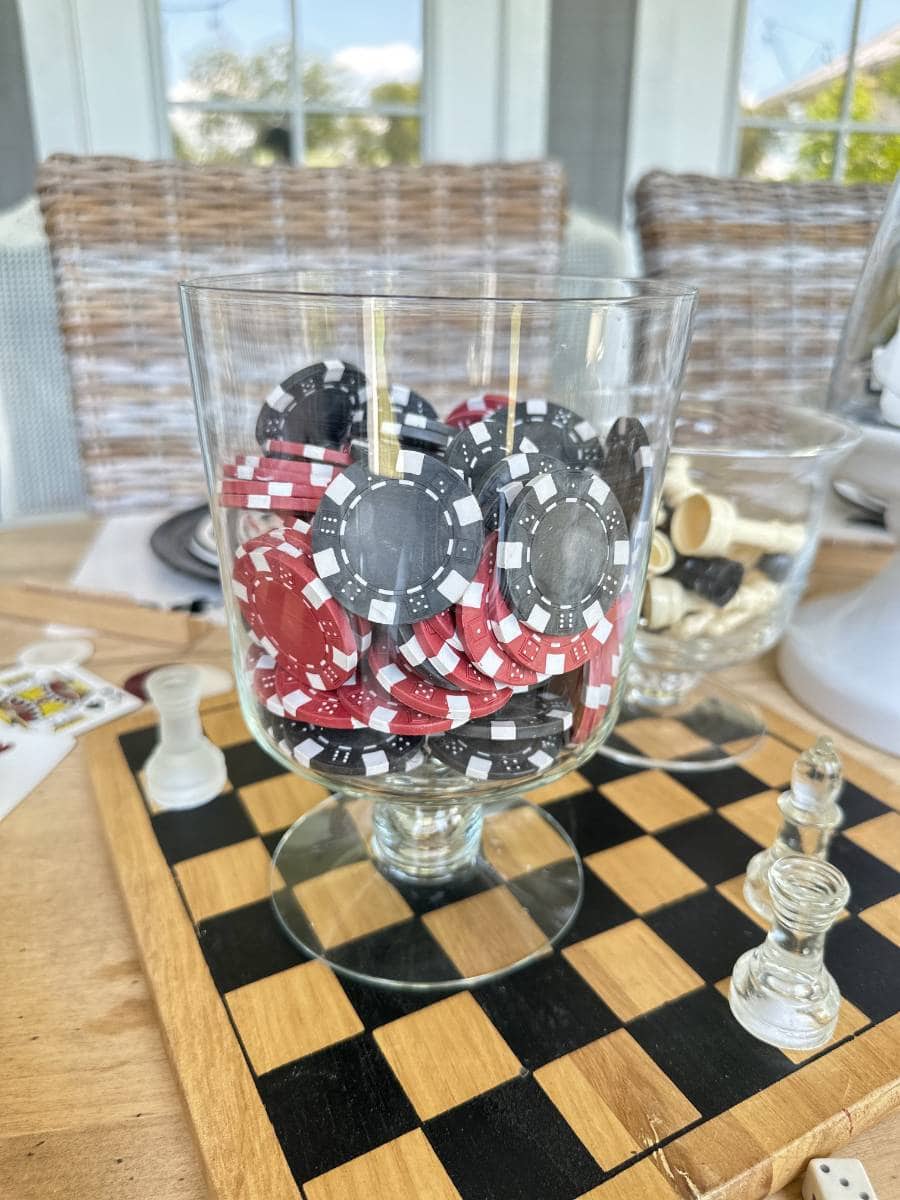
181 268 696 989
601 398 860 772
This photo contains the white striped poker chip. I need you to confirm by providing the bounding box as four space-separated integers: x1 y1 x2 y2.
458 691 573 742
429 731 562 780
476 449 560 533
218 478 330 499
445 420 540 494
227 459 339 486
219 491 320 512
445 392 508 428
311 450 484 625
497 465 629 635
368 634 511 721
263 438 353 466
255 360 362 449
603 416 653 532
350 383 438 437
271 718 423 778
486 398 601 466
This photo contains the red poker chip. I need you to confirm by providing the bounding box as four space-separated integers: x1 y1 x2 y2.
232 456 341 485
570 598 627 743
399 612 498 694
243 540 357 689
351 614 373 656
445 393 509 429
369 634 512 721
275 662 362 728
219 479 329 499
339 668 463 735
264 438 353 466
454 534 549 688
219 492 321 513
249 648 285 717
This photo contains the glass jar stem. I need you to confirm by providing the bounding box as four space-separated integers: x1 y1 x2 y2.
370 796 483 883
625 662 700 708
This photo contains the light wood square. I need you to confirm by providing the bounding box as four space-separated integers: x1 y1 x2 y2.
202 705 252 749
373 991 521 1120
239 773 330 835
861 893 900 945
525 770 592 806
733 737 796 788
575 1153 683 1199
535 1029 699 1169
845 811 900 872
716 874 770 930
174 837 274 922
600 770 708 833
422 885 548 978
719 790 782 848
614 717 710 761
483 805 572 879
294 860 413 949
713 978 869 1064
585 836 705 914
305 1130 461 1200
563 919 703 1022
225 960 362 1075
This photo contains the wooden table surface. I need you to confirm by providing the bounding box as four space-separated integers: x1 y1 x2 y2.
0 518 898 1200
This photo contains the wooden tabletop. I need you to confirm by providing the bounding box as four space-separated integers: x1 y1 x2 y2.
0 518 898 1200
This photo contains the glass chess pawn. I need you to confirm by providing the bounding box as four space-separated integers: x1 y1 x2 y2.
744 736 844 922
730 853 850 1050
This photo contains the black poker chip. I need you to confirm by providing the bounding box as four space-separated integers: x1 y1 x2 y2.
486 399 601 466
350 384 438 438
311 450 484 625
457 690 573 741
429 730 563 780
389 413 454 452
497 465 630 635
476 450 562 532
269 716 423 777
672 555 744 607
603 416 653 533
255 360 363 449
446 420 540 494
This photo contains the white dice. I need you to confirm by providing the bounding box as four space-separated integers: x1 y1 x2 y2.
802 1158 878 1200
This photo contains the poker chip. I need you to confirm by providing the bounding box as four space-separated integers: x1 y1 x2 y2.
454 535 549 688
250 649 284 717
274 662 362 728
351 613 373 656
242 540 358 689
497 465 629 634
603 416 653 532
458 691 573 741
218 479 330 500
263 439 353 466
311 450 484 625
255 360 363 449
391 412 454 451
445 393 509 429
486 399 601 466
219 492 321 513
369 634 511 721
568 596 628 743
445 420 540 494
408 654 466 691
227 459 341 486
350 384 438 438
272 718 424 778
339 668 464 735
429 730 562 781
398 612 498 694
476 450 561 533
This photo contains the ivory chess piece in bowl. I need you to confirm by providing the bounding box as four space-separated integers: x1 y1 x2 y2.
600 398 859 772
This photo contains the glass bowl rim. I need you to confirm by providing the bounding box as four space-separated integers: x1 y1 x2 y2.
178 266 698 308
672 397 862 460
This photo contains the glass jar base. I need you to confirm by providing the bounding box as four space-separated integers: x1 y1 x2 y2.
270 793 584 991
597 676 765 773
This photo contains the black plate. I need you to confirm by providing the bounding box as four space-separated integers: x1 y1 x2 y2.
150 506 221 583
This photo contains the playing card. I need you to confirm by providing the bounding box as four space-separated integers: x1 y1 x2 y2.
0 722 76 820
0 663 141 736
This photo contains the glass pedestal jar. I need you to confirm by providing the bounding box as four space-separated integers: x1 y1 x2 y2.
181 269 696 989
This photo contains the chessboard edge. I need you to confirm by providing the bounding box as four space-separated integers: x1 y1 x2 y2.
85 711 300 1200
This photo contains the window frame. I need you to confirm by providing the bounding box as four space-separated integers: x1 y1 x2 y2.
730 0 899 182
146 0 428 166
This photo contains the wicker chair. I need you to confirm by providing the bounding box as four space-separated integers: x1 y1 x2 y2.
37 155 566 513
634 170 888 400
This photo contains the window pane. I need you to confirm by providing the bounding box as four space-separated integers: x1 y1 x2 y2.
301 0 422 110
170 110 292 164
738 128 838 181
304 113 421 166
160 0 291 104
842 132 900 180
740 0 856 122
850 1 900 127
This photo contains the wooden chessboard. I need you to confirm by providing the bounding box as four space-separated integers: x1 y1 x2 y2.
86 694 900 1200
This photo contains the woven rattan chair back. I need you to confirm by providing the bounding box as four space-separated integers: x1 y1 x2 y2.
37 155 566 512
634 170 888 401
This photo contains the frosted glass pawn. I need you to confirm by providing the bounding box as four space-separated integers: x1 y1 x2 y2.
730 854 849 1050
145 664 227 810
744 736 844 922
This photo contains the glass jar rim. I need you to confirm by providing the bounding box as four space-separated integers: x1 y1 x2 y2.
178 266 697 308
672 397 862 460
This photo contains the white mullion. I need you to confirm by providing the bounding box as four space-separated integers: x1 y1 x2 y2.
728 0 750 174
291 0 305 164
736 116 900 136
833 0 864 180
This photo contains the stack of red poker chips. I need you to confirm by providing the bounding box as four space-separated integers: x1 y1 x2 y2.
445 393 509 429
